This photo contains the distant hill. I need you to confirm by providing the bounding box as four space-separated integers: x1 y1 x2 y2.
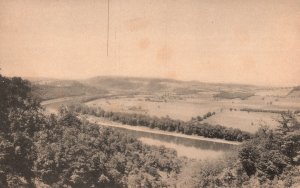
29 76 267 100
83 76 260 94
288 86 300 97
82 76 181 93
31 79 107 100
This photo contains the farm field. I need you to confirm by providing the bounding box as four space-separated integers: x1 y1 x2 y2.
254 88 292 97
202 111 280 133
85 92 300 133
85 97 221 121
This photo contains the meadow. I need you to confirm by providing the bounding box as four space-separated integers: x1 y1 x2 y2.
84 85 300 133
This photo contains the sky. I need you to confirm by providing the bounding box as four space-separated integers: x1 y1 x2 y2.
0 0 299 86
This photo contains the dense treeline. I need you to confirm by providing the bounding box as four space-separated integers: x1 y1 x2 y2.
191 111 216 121
0 75 182 187
69 104 252 142
0 75 42 187
240 108 289 114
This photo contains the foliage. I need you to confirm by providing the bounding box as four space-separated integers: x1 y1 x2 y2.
34 112 181 187
0 75 44 187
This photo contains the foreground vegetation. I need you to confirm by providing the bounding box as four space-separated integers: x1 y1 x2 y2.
186 115 300 187
0 75 181 187
1 74 299 187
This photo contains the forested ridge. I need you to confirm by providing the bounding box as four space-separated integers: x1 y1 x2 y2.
1 74 300 187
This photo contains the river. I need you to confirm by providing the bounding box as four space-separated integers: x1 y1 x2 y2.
84 115 238 160
107 125 236 160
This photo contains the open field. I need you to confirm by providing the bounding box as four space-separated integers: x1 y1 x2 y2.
43 94 298 134
44 93 300 133
85 97 221 121
202 111 280 133
84 90 300 133
254 88 292 97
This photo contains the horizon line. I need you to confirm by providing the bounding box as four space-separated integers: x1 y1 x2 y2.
16 74 298 88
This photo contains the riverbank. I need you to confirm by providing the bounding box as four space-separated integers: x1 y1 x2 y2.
83 115 241 146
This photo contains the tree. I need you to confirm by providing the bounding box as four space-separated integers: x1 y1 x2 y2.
276 111 298 134
0 75 43 186
238 143 259 176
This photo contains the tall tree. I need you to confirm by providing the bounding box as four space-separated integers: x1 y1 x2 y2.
0 75 43 186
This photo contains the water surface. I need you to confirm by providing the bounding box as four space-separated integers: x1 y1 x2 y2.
112 126 236 160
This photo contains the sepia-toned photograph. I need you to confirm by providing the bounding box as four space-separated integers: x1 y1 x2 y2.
0 0 300 187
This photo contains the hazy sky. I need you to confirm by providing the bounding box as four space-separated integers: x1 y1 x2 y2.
0 0 299 86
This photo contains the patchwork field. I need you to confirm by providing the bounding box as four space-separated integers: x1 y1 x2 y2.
85 93 300 133
86 97 221 121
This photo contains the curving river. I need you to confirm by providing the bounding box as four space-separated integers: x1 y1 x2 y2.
108 125 237 160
